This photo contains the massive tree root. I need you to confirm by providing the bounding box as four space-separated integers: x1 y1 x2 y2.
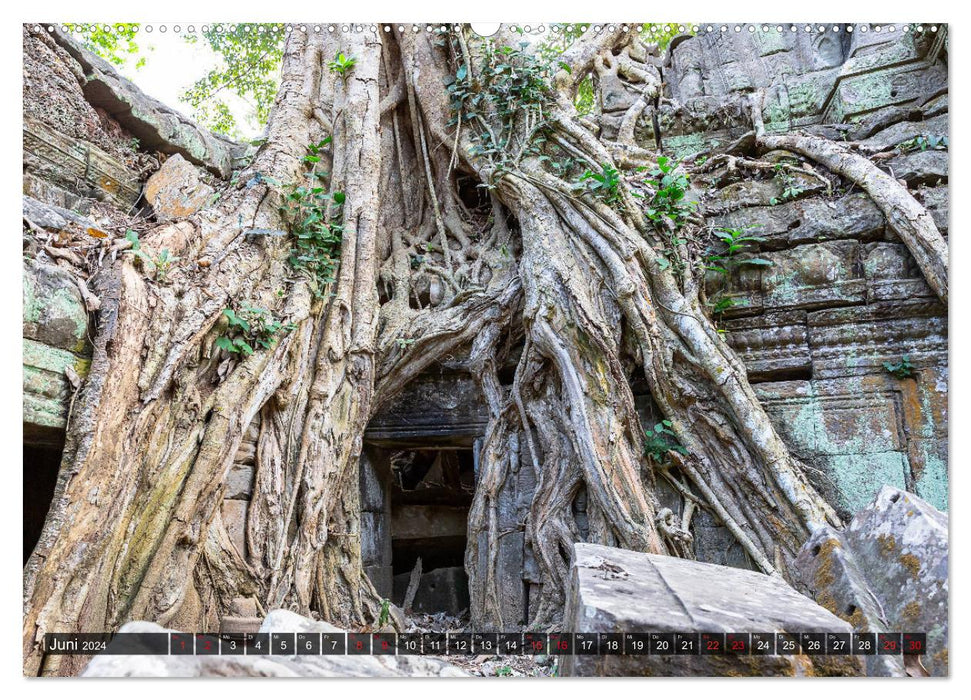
749 96 948 303
23 25 889 674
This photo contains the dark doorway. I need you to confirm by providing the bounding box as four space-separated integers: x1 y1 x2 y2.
23 441 63 564
390 447 474 615
360 445 475 616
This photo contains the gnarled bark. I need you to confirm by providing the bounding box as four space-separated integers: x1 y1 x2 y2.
25 25 857 674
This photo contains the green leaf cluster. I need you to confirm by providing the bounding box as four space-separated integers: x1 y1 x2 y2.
215 304 294 356
445 39 554 168
327 52 357 76
282 140 345 298
769 164 806 205
644 419 688 466
639 156 695 228
181 24 285 137
898 134 948 153
704 227 772 274
125 230 179 283
579 163 622 205
70 23 145 69
883 355 915 379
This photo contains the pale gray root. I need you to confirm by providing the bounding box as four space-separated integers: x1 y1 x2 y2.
750 96 948 304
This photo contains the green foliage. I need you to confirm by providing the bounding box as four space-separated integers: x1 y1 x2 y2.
496 665 513 677
704 226 770 325
215 304 294 356
898 134 948 153
643 420 688 466
124 230 179 283
883 355 915 379
634 156 695 275
327 52 357 76
69 23 144 69
445 38 554 171
182 24 285 137
378 598 391 627
769 164 806 205
282 140 345 298
578 163 622 205
638 156 694 228
704 227 772 274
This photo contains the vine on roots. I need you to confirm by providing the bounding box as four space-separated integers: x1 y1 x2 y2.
578 163 622 205
283 138 345 298
445 36 555 175
215 305 295 356
643 420 689 467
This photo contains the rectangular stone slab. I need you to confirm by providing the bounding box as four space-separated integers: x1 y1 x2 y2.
561 543 862 677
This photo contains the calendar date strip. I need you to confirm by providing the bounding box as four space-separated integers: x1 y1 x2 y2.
44 631 927 656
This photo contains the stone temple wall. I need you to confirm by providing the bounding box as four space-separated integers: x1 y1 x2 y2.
657 25 949 518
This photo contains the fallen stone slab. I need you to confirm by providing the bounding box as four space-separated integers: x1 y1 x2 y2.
796 486 948 676
82 610 468 677
560 543 863 677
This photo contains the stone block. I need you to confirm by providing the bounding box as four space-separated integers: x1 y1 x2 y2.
365 371 487 446
915 185 948 235
144 154 215 221
365 564 394 600
884 149 948 186
359 449 388 512
561 543 863 677
360 512 391 567
796 487 948 676
713 193 885 252
806 300 946 379
390 505 467 541
23 259 89 352
724 311 810 382
760 241 866 311
224 464 254 500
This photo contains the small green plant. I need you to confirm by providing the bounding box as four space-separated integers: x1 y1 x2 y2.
496 665 513 677
704 226 770 327
578 163 622 205
125 230 180 283
378 598 391 627
704 227 773 274
215 305 294 357
883 355 915 379
643 420 688 466
769 164 806 205
898 134 948 153
445 39 554 171
282 142 346 297
710 297 737 316
327 52 357 76
301 137 331 165
638 156 695 228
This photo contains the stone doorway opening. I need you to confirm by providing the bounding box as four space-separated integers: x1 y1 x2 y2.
23 441 63 564
360 444 477 617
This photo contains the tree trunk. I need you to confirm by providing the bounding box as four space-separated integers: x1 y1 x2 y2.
24 25 848 674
